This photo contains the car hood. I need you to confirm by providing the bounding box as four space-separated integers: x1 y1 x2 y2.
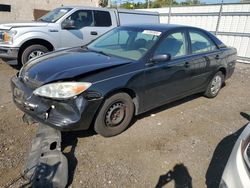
0 21 49 30
20 48 131 86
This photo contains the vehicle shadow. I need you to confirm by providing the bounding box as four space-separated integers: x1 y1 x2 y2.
61 130 96 187
155 163 193 188
240 112 250 121
205 112 249 188
129 93 202 128
2 59 21 70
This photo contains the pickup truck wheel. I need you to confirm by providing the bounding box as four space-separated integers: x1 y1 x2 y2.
21 44 49 65
94 93 134 137
204 71 224 98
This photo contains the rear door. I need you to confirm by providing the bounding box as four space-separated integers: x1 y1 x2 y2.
186 29 222 91
143 29 191 110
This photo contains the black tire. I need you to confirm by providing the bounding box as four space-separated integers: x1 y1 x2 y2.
21 44 49 65
204 71 224 98
94 93 134 137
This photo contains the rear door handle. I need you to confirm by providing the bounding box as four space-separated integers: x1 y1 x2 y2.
185 62 190 68
90 31 98 35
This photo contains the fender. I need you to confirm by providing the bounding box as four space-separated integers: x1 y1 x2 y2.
13 31 59 49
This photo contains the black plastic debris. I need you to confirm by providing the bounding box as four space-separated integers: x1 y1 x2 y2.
23 124 68 188
22 114 37 125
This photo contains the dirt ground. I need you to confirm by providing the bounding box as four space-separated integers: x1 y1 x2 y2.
0 60 250 188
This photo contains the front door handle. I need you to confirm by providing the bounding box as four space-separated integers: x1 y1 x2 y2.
91 31 98 35
185 62 190 68
215 54 220 60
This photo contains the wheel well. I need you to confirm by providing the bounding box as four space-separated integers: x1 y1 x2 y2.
218 67 226 77
105 88 139 115
18 39 54 60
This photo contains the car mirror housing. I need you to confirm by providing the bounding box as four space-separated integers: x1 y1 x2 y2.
62 20 76 30
150 54 171 63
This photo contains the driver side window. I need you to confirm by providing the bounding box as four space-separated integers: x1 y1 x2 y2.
154 31 187 58
65 10 94 29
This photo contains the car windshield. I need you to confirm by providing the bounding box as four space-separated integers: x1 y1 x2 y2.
38 8 72 23
87 27 162 61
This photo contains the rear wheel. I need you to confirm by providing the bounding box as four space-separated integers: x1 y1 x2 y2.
94 93 134 137
21 44 48 65
204 71 224 98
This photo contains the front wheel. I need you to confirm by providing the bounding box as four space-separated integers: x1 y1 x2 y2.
20 44 49 65
204 71 224 98
94 93 134 137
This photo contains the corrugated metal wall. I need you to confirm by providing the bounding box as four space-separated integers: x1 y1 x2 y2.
141 3 250 63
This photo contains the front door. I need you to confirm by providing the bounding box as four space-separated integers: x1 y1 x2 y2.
143 30 191 110
60 10 114 48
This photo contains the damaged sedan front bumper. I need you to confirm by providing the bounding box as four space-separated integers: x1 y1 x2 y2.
11 76 102 131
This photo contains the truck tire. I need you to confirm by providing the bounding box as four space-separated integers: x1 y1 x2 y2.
21 44 49 65
204 71 224 98
94 93 134 137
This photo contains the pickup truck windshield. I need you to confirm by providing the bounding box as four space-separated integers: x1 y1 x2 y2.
87 27 161 61
38 8 72 23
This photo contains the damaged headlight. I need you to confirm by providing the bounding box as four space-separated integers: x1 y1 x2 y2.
0 30 17 44
33 82 92 99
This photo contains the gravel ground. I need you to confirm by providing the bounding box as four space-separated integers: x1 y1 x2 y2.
0 60 250 188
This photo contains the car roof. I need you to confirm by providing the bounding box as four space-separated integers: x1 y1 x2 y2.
121 24 199 33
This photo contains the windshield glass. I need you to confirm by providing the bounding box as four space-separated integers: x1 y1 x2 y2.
38 8 72 23
87 27 162 61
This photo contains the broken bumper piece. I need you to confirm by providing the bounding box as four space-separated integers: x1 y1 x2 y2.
24 124 68 188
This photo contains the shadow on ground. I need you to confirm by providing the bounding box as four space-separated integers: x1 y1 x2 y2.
155 163 192 188
61 130 96 187
2 59 21 70
205 112 250 188
128 93 202 131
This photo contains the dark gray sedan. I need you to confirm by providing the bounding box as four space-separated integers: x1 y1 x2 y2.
11 24 237 137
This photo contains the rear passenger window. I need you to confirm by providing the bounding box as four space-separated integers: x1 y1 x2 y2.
189 31 217 54
94 11 111 27
155 32 187 58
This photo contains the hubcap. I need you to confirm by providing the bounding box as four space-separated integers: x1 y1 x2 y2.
211 75 222 95
28 50 44 60
105 102 126 127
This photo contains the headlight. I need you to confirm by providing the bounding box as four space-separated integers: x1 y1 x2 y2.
0 30 17 44
33 82 92 99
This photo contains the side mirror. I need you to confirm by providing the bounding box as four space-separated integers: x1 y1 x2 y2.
150 54 171 63
62 19 76 29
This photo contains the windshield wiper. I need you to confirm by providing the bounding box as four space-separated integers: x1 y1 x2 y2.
83 47 110 57
94 50 110 57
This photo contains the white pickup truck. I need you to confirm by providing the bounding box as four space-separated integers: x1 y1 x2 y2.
0 6 159 65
